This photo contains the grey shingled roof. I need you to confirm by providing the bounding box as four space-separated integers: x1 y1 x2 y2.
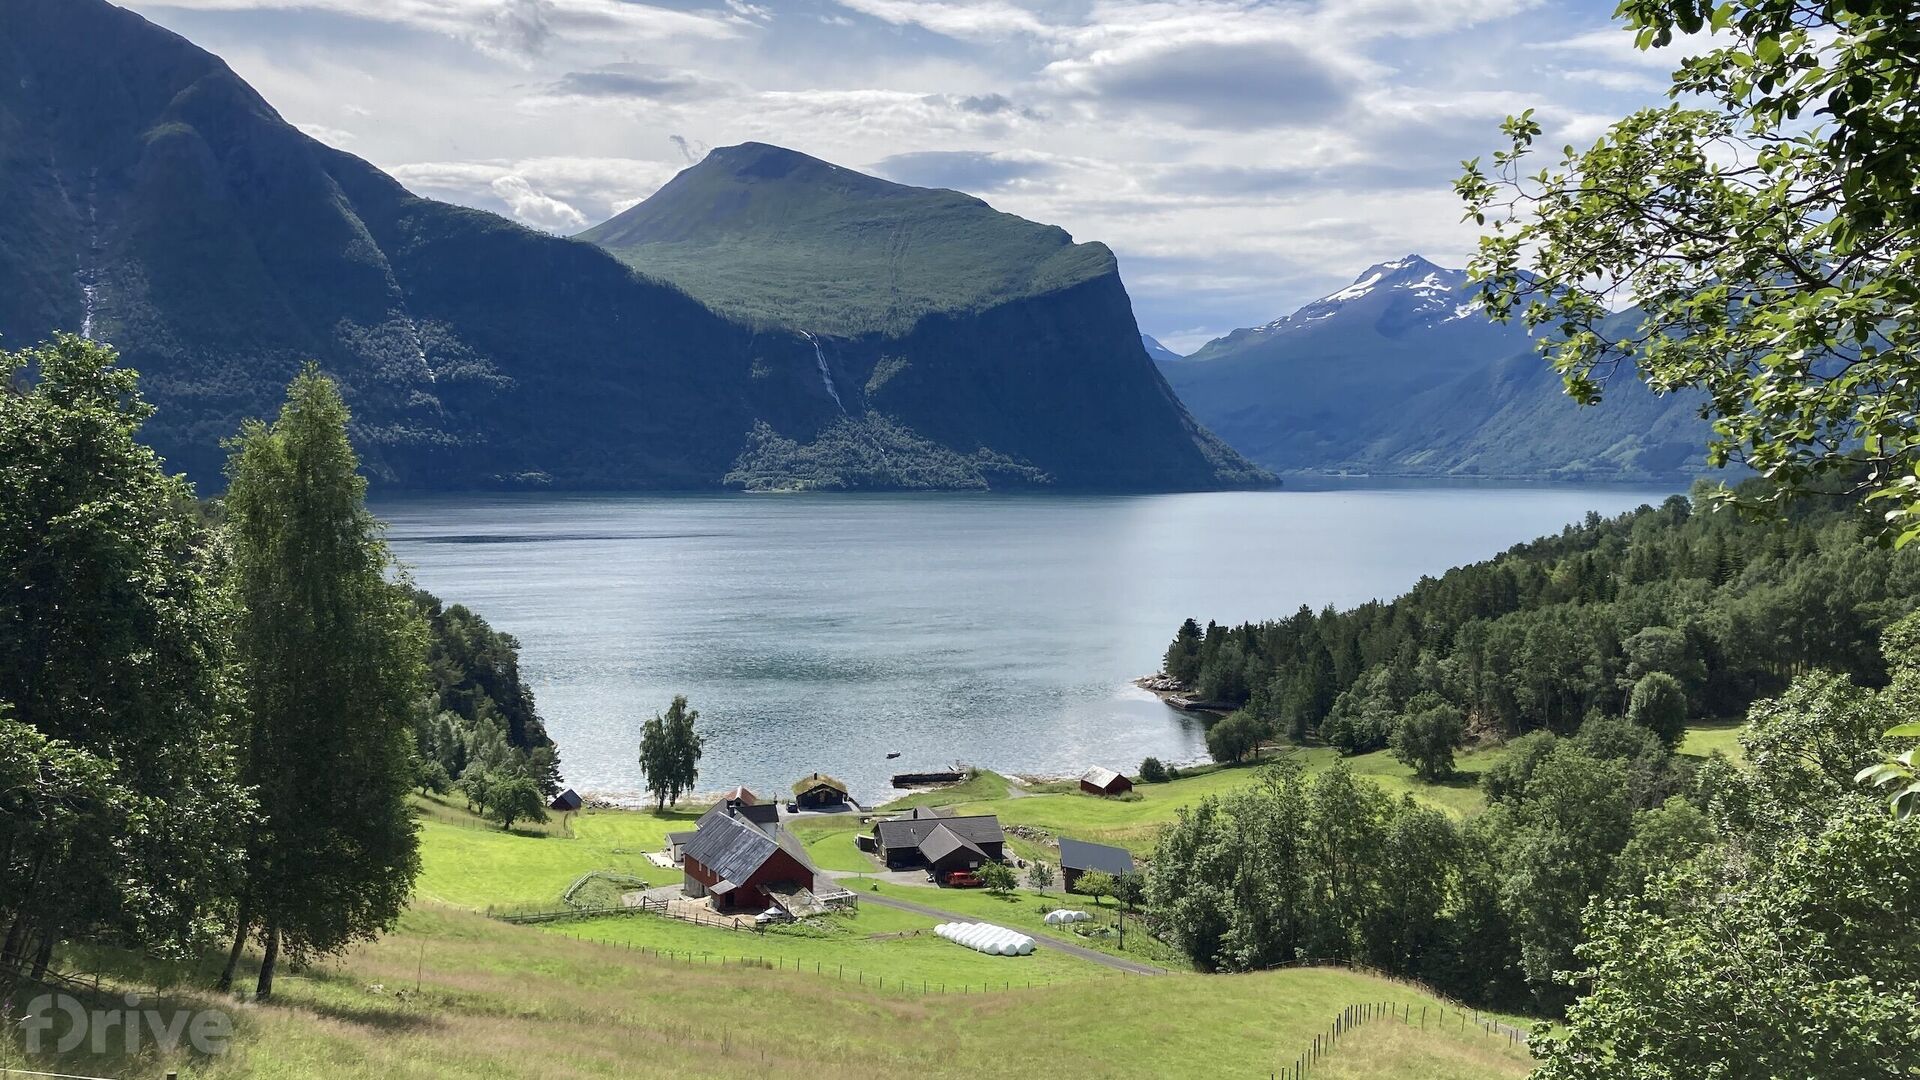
918 823 984 865
683 811 782 884
1080 766 1127 789
697 801 780 836
874 813 1003 850
1057 837 1135 876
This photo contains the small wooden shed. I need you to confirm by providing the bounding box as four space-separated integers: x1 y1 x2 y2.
549 788 584 812
1079 766 1133 797
792 773 849 809
1058 837 1136 894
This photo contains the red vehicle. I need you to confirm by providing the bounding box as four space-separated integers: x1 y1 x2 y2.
943 870 983 888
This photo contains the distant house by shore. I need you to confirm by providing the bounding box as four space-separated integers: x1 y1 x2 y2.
549 788 583 813
1079 766 1133 797
1058 837 1134 893
793 772 849 809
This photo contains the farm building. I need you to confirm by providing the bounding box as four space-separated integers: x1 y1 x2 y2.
549 788 583 812
919 824 990 879
1079 767 1133 797
1058 837 1135 894
680 806 847 915
792 773 849 809
719 785 759 806
872 813 1005 872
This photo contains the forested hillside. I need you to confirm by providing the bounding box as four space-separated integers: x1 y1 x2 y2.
1165 488 1918 751
1147 486 1920 1065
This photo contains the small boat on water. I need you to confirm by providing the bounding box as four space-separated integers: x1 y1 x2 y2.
886 751 902 759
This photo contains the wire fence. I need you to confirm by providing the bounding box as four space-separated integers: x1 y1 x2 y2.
488 896 764 932
1261 956 1526 1035
1273 998 1530 1079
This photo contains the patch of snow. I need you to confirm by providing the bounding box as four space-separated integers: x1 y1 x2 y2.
1326 270 1385 302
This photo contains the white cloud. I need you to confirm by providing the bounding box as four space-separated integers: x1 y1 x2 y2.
148 0 743 47
127 0 1680 336
489 174 589 231
831 0 1050 41
294 121 358 144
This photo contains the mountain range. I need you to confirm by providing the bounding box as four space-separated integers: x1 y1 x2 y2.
1159 256 1714 481
0 0 1260 493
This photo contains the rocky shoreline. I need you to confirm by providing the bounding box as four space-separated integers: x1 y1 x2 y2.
1132 673 1234 715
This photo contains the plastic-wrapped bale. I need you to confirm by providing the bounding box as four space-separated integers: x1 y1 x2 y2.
936 921 1034 956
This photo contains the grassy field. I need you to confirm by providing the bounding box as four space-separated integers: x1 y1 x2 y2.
861 881 1189 967
897 745 1510 855
541 901 1106 989
8 905 1534 1079
1680 721 1748 762
785 816 880 872
414 806 697 910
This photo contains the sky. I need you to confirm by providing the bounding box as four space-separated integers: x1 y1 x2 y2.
125 0 1682 353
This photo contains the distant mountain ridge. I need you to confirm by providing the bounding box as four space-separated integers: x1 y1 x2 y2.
1141 335 1184 364
580 143 1112 339
1161 256 1715 482
0 0 1261 493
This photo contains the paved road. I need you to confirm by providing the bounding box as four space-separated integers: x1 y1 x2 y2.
858 891 1167 976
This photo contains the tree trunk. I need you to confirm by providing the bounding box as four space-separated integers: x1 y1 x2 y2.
254 925 280 1002
1 913 31 971
29 931 53 980
217 901 252 993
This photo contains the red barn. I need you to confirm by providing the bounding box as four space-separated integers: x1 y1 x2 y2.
681 809 816 914
1079 766 1133 797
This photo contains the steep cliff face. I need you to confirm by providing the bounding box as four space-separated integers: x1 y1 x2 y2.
0 0 837 488
583 143 1266 490
0 0 1258 492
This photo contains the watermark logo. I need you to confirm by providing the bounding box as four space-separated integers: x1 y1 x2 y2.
15 992 232 1057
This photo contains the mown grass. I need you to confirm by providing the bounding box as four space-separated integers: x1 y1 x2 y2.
1680 720 1748 763
785 816 879 872
6 905 1533 1080
414 807 697 910
540 903 1102 989
861 882 1188 967
876 768 1013 810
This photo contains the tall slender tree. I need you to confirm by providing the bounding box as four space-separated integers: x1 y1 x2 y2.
219 366 425 999
0 336 244 980
638 695 703 811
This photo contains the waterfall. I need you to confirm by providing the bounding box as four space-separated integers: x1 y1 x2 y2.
78 169 100 340
803 332 846 413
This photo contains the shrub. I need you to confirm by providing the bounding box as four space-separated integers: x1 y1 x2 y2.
1139 757 1170 783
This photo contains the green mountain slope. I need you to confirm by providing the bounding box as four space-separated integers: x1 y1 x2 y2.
581 143 1266 490
0 6 1257 493
580 143 1113 338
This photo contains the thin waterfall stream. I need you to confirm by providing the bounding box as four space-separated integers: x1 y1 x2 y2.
803 332 846 413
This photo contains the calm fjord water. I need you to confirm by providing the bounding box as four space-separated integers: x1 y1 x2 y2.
378 487 1674 804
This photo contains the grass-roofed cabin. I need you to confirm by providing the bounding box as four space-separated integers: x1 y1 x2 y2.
792 772 849 809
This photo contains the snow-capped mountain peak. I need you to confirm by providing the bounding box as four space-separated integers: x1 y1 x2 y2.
1249 254 1479 337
